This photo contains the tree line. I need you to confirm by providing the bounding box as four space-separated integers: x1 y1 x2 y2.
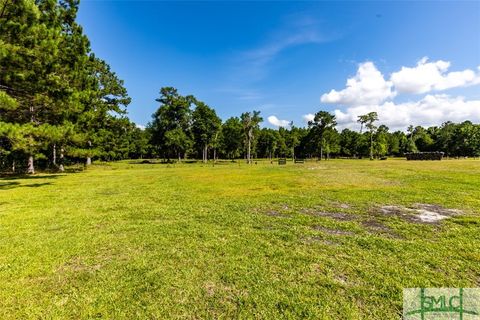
143 88 480 162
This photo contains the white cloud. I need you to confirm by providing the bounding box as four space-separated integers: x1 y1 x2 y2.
267 115 291 127
320 59 480 131
320 62 395 106
334 94 480 132
390 57 480 94
302 113 315 123
244 31 322 67
136 124 146 130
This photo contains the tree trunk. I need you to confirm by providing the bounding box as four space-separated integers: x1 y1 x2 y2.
53 144 57 166
247 133 251 164
27 104 35 174
86 140 92 166
59 147 65 172
320 146 323 161
12 160 15 173
27 155 34 174
203 145 208 163
213 148 216 163
370 131 374 160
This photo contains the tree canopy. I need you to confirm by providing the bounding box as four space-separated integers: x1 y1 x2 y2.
0 0 140 173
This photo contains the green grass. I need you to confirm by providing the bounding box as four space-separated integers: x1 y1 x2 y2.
1 159 479 319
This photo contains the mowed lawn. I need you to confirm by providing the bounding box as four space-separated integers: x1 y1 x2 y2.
0 159 479 319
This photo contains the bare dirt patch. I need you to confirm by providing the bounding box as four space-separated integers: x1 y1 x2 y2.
361 220 402 239
377 204 462 224
257 203 294 218
330 202 351 210
301 208 356 221
334 273 349 285
302 236 339 246
414 203 461 217
313 225 355 236
265 210 290 218
379 205 408 216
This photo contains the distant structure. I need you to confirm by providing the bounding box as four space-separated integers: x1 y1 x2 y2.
405 152 444 161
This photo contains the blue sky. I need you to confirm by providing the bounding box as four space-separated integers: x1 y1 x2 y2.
78 1 480 131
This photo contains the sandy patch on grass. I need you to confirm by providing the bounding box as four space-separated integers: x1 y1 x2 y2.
336 203 351 209
378 204 462 224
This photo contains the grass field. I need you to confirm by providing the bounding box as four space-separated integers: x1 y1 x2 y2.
1 159 479 319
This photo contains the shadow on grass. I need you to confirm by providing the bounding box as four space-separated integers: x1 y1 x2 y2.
64 167 85 173
0 174 63 180
129 159 182 165
0 181 53 190
0 174 61 190
129 159 239 165
0 181 20 189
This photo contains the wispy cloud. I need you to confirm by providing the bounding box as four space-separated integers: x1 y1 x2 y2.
219 14 335 115
232 14 329 82
215 87 263 101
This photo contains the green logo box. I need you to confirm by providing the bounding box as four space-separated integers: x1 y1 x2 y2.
404 288 480 320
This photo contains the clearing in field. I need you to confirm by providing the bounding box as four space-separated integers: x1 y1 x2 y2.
0 159 479 319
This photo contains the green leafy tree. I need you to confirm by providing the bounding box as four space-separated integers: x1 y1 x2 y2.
191 100 221 163
374 125 389 157
257 128 280 159
406 125 418 153
276 126 289 158
220 117 243 159
241 111 262 164
413 126 434 152
358 112 378 160
308 111 337 160
0 0 130 172
285 124 301 160
339 128 362 158
148 87 193 161
389 131 406 156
